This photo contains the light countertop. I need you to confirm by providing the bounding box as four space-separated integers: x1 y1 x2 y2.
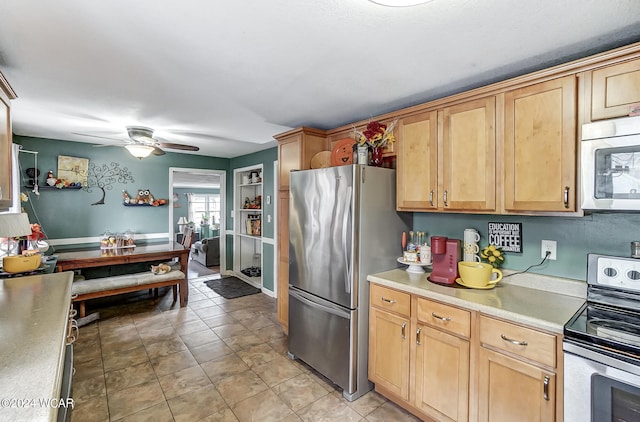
0 272 73 422
368 268 587 334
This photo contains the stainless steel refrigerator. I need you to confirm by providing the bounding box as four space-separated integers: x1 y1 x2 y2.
287 164 410 401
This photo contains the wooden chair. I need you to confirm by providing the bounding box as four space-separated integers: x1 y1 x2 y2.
181 226 195 248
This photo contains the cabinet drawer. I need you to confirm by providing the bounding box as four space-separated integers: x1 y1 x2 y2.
416 298 471 339
370 284 411 318
479 315 556 367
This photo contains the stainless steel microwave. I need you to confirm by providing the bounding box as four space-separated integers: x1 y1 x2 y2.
581 115 640 211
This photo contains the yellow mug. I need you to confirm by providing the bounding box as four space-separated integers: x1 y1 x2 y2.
458 261 503 288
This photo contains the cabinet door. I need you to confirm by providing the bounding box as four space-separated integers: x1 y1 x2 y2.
441 97 496 212
396 111 438 210
477 347 555 422
503 76 577 212
0 96 11 210
591 57 640 120
368 307 410 400
414 325 469 422
276 190 289 331
278 135 302 191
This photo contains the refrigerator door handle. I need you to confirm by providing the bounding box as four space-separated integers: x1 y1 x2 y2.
289 288 352 319
342 185 353 294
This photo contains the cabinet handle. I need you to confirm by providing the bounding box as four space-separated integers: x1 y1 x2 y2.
401 322 407 340
500 333 528 346
563 186 570 208
543 375 550 401
429 190 434 207
431 312 451 322
443 190 448 207
381 297 396 304
416 327 422 345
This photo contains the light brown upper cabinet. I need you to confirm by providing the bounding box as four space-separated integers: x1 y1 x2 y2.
396 96 496 213
591 57 640 120
440 96 496 212
275 127 327 191
396 111 438 210
503 76 577 213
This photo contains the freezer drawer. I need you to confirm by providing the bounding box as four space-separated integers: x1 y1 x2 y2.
288 287 356 394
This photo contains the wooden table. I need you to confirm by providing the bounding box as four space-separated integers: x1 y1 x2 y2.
56 241 191 304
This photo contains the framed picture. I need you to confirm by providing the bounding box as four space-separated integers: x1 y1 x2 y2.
57 155 89 186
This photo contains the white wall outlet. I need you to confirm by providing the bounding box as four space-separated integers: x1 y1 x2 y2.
541 240 557 260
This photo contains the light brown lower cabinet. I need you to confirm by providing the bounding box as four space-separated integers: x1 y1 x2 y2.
415 325 470 422
477 315 558 422
369 284 471 422
368 283 562 422
369 307 411 400
477 347 555 422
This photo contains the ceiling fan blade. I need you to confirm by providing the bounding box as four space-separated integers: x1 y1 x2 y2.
73 132 125 142
157 142 199 152
152 147 166 156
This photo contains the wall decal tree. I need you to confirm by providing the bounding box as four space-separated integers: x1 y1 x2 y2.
83 162 135 205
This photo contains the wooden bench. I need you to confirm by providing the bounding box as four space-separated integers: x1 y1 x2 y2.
71 269 186 317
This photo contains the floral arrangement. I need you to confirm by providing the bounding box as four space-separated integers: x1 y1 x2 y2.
480 244 505 268
27 224 46 241
354 119 398 148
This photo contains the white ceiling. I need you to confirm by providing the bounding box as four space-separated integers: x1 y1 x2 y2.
1 1 640 158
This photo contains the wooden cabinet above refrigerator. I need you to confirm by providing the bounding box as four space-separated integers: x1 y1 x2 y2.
0 71 17 211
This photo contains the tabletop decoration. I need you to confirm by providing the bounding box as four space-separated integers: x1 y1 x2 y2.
480 244 505 268
354 119 398 166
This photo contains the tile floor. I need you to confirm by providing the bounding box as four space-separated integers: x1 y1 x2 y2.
70 262 421 422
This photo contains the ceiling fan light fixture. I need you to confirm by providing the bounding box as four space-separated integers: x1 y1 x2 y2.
369 0 433 6
125 144 155 159
126 126 155 142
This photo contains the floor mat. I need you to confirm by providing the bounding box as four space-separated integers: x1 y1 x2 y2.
203 276 261 299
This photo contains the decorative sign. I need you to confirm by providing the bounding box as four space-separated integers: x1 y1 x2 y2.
487 222 522 253
57 155 89 186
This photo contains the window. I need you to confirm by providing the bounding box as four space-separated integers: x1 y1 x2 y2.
186 193 220 227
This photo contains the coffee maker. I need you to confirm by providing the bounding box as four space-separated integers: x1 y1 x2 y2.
429 236 461 285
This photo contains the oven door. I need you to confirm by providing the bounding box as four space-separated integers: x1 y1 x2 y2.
581 124 640 211
564 341 640 422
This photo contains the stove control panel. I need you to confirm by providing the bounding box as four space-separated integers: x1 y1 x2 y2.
591 254 640 292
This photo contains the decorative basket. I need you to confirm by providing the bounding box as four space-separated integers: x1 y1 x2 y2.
3 254 41 273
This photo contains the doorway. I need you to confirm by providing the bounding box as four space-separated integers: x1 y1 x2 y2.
169 167 226 271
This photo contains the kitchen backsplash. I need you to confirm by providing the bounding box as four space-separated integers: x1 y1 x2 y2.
413 211 640 281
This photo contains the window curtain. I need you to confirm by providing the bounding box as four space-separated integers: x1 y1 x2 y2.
186 193 195 225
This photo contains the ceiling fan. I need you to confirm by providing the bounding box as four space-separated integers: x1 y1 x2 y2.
75 126 200 158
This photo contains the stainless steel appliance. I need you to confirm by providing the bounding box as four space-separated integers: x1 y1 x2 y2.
287 165 410 401
563 254 640 421
581 115 640 211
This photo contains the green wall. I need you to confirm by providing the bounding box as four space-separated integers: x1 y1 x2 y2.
16 135 229 240
15 135 279 291
413 212 640 281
